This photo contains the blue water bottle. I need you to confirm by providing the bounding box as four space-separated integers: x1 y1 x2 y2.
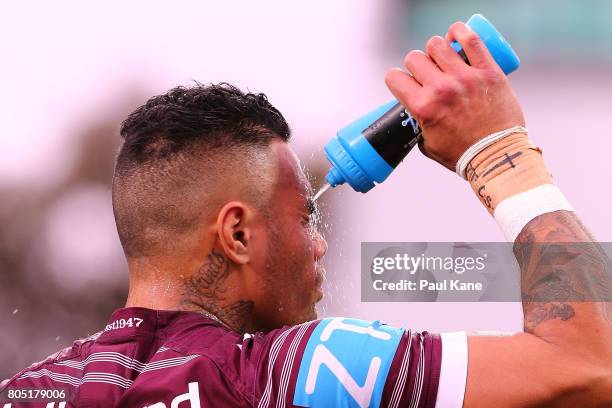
322 14 520 193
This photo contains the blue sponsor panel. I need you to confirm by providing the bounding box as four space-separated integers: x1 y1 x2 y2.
293 317 404 408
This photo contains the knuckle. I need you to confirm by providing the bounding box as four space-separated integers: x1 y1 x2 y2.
432 80 461 99
384 69 397 85
454 70 477 88
409 99 428 119
419 108 435 124
404 50 423 67
414 100 436 123
448 21 465 34
482 69 506 86
464 31 482 48
425 36 442 54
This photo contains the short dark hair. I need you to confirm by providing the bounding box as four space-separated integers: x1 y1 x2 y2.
113 83 291 257
119 82 290 161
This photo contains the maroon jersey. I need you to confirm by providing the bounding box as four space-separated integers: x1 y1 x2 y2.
1 307 467 407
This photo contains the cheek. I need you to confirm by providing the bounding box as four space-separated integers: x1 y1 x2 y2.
293 228 316 264
282 220 310 252
294 233 318 285
250 227 272 270
270 219 317 282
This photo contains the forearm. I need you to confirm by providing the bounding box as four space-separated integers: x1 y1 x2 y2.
514 210 612 344
463 131 612 405
463 209 612 407
385 21 612 404
461 127 611 343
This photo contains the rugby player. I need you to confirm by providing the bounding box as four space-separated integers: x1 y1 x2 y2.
2 22 611 407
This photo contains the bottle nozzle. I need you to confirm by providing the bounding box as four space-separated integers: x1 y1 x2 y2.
325 166 345 187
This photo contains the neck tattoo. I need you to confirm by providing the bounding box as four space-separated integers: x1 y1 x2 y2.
179 248 255 333
199 309 231 329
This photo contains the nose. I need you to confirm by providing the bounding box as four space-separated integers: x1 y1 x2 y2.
313 231 328 260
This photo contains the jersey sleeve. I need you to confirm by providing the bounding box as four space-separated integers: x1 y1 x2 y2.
242 317 467 408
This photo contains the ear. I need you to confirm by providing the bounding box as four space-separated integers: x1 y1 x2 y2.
216 201 252 265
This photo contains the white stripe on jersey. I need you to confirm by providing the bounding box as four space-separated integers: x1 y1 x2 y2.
81 372 133 388
14 331 104 377
54 352 201 373
18 370 133 389
408 334 426 408
389 329 412 408
18 369 81 387
142 355 200 373
276 321 314 408
19 352 202 393
257 326 299 408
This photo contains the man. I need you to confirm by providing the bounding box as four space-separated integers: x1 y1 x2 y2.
2 21 611 407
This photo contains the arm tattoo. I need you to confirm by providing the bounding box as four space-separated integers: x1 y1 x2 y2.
514 210 612 332
179 248 254 333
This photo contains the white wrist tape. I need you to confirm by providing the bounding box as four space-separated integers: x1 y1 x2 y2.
493 184 574 242
456 125 528 179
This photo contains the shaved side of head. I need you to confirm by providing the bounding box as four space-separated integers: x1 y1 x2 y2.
112 83 290 258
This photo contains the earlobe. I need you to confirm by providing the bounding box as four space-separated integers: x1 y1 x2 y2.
217 201 251 265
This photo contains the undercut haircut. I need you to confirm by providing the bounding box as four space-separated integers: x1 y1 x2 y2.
113 83 291 257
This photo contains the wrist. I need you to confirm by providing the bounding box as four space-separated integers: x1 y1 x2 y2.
464 131 573 241
467 132 550 213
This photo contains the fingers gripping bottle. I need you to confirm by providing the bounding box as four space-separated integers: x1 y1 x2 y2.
322 14 520 194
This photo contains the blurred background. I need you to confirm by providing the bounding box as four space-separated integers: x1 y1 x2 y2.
1 0 611 378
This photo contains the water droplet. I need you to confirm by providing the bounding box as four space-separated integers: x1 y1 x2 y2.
313 183 331 202
12 309 18 315
55 336 61 341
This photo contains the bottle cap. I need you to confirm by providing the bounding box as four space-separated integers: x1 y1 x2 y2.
324 137 375 193
453 13 520 75
325 14 520 194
